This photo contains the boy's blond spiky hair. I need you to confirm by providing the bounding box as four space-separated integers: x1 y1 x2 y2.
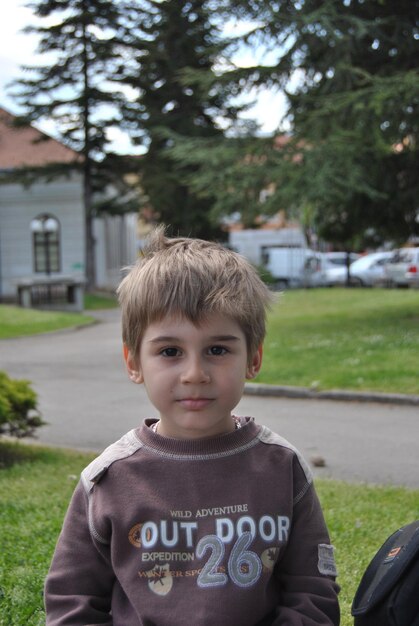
117 226 273 362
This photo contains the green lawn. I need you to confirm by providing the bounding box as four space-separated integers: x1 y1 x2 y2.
83 292 118 310
259 288 419 395
0 305 95 339
0 444 96 625
0 293 118 339
0 441 417 625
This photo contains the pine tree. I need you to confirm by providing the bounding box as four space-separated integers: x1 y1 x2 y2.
170 0 419 247
275 0 419 248
116 0 241 239
9 0 134 288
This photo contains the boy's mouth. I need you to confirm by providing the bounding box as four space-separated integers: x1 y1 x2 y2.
177 398 213 410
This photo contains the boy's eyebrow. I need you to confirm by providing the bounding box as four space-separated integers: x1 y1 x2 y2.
148 334 241 344
209 335 241 342
148 336 181 344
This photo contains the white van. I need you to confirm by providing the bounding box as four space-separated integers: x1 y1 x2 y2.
264 247 323 289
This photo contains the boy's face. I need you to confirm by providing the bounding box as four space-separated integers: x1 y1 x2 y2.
125 313 262 440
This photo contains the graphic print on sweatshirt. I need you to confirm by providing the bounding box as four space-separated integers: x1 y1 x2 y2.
127 502 290 597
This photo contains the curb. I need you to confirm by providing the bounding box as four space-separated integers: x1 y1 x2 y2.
244 382 419 406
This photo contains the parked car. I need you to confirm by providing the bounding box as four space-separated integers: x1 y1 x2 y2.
384 247 419 288
324 251 394 287
323 251 360 267
303 251 359 288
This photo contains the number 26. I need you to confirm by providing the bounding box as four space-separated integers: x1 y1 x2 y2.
196 532 262 589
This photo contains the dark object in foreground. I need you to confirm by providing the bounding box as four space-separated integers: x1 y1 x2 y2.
352 519 419 625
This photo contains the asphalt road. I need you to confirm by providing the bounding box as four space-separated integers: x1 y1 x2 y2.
1 308 418 488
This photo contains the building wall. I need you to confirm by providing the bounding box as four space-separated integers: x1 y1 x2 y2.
229 227 307 265
93 213 139 290
0 175 85 299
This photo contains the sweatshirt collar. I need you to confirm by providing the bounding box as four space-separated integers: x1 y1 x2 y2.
136 416 261 459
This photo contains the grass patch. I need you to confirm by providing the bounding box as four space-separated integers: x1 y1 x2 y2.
316 480 418 624
0 292 117 340
0 306 95 340
0 442 95 625
0 441 418 625
84 292 118 310
260 288 419 395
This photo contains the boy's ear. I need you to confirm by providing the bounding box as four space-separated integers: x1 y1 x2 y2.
246 345 263 380
123 344 144 384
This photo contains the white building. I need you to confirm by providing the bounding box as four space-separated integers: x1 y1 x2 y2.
229 226 307 266
0 106 138 304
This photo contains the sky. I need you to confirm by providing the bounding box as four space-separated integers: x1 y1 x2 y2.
0 1 287 154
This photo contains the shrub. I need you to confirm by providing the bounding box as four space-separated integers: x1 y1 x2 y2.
255 264 277 286
0 371 45 438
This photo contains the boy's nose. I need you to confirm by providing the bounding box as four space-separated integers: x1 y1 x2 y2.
180 357 210 384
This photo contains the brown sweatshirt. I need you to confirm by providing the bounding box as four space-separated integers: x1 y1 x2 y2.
45 417 340 625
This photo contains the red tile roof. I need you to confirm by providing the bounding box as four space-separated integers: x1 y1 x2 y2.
0 106 81 168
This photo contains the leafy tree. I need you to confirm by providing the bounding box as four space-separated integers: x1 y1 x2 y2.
274 1 417 248
165 132 277 228
274 0 419 250
170 0 419 247
9 0 136 288
115 0 246 239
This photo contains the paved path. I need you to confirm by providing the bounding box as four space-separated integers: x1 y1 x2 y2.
1 309 418 488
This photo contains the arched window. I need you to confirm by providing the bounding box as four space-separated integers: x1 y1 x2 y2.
31 214 61 274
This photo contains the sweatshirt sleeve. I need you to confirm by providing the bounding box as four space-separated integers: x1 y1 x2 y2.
44 481 115 625
271 474 340 625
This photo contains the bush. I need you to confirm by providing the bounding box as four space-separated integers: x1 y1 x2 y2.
255 264 277 286
0 371 45 438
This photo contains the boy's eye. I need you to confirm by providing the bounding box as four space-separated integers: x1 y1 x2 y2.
209 346 227 356
160 348 180 357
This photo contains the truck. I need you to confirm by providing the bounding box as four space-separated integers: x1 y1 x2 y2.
264 247 324 289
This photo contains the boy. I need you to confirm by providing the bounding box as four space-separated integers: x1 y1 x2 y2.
45 228 340 625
